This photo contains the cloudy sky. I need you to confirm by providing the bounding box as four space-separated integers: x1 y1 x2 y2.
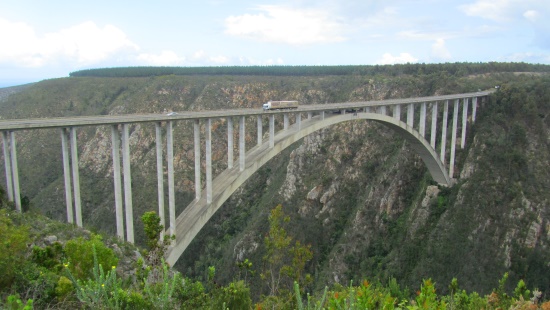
0 0 549 86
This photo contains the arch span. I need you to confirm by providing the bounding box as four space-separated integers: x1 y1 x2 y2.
166 112 450 265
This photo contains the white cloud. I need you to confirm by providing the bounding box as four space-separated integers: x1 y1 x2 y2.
460 0 546 22
523 10 539 22
209 55 229 64
378 53 418 65
136 51 185 66
0 18 138 67
431 38 452 60
224 5 346 45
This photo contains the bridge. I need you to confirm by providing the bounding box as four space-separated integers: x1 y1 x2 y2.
0 91 492 265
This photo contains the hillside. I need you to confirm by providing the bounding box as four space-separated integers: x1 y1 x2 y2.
0 65 549 301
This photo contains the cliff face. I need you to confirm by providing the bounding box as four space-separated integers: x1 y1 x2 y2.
0 72 549 297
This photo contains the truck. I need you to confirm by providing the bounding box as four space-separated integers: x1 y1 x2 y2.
262 100 299 111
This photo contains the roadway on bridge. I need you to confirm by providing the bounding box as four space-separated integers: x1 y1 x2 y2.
0 91 492 130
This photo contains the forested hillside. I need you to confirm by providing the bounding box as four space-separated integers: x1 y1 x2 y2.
0 63 549 308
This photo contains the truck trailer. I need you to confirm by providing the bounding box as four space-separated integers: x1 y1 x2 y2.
262 100 299 110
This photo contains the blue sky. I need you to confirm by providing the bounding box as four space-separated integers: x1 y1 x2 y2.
0 0 549 86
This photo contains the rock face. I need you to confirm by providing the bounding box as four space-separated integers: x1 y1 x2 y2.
1 74 550 298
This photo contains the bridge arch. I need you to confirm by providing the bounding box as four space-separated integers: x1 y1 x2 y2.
166 112 450 265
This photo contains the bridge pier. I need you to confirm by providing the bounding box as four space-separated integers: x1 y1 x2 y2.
419 102 426 137
2 132 15 204
461 98 469 149
472 97 478 122
257 115 262 146
155 122 165 236
227 118 233 169
206 119 213 204
379 106 387 115
440 100 449 163
195 120 202 199
393 105 401 121
121 124 134 242
167 121 176 236
407 103 414 127
296 113 301 130
239 116 245 172
59 128 82 226
269 115 274 148
430 102 438 149
284 113 289 129
449 99 459 178
111 125 124 239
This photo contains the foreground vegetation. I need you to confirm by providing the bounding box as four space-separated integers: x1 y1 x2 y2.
1 198 548 309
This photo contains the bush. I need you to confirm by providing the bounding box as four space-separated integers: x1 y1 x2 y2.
64 234 118 280
0 208 29 289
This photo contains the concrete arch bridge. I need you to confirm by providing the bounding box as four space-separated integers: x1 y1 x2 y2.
0 91 492 265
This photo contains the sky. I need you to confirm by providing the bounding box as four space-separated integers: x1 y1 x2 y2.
0 0 549 87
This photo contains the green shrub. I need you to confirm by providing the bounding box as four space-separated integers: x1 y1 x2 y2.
64 234 118 280
0 208 30 289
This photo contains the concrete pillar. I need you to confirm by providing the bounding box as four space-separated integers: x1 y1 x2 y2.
239 116 245 172
364 107 371 113
393 105 401 121
2 132 13 202
430 102 438 149
60 129 74 224
69 128 82 227
166 121 175 236
379 106 387 115
257 115 262 146
227 117 233 169
340 109 346 115
296 113 301 130
472 97 478 122
419 102 426 137
407 103 414 127
121 124 133 242
320 111 325 120
9 132 21 212
194 120 202 199
284 113 289 130
269 115 275 148
449 99 459 178
206 119 212 203
307 112 312 120
111 125 124 240
461 98 469 149
440 100 449 163
155 122 165 231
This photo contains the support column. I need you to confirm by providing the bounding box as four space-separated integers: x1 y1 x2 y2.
2 133 13 202
472 97 478 122
449 99 459 178
364 107 371 113
430 102 438 149
257 115 262 146
194 120 202 199
320 111 325 120
407 103 414 127
379 106 387 115
227 118 233 169
284 114 289 130
269 115 275 148
440 100 449 163
121 124 134 242
296 113 301 130
419 102 426 137
239 116 245 172
461 98 469 149
340 109 346 115
166 121 175 236
9 132 21 212
111 125 124 240
307 112 312 120
393 105 401 121
69 128 82 227
60 129 74 224
155 122 165 232
205 119 212 203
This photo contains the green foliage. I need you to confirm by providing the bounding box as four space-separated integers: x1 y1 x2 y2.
2 294 33 310
64 234 118 280
65 245 124 309
55 276 74 301
261 205 313 296
31 242 64 271
0 208 30 289
211 280 252 310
